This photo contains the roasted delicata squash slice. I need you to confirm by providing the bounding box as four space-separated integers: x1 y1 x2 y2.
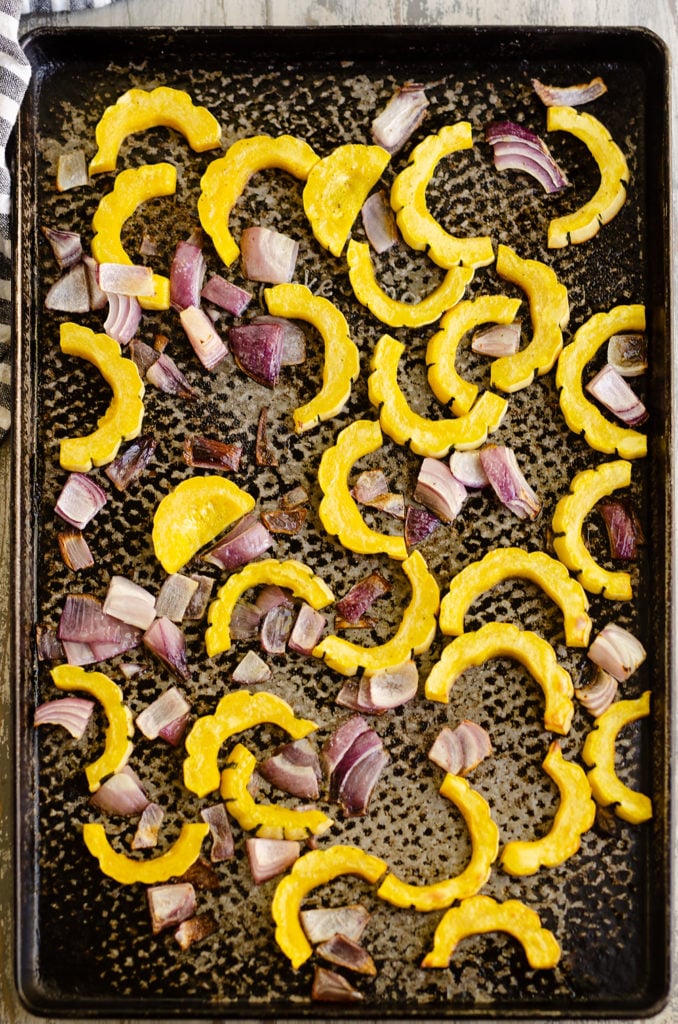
152 475 255 575
58 323 144 473
346 239 473 328
205 558 334 658
220 742 333 840
421 895 561 970
424 622 575 735
552 459 634 600
91 161 177 310
83 822 209 885
390 122 495 269
302 143 391 257
272 845 388 969
582 691 652 824
318 418 408 561
183 689 319 798
264 284 360 432
51 664 134 792
377 774 499 911
491 244 570 392
368 334 508 457
89 86 222 176
556 305 647 459
313 550 439 676
198 134 320 267
439 547 592 647
546 105 630 248
500 740 596 875
426 294 522 415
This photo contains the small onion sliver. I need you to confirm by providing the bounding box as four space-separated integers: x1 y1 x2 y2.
34 696 95 738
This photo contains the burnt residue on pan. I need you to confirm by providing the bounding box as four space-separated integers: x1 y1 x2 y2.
13 26 670 1019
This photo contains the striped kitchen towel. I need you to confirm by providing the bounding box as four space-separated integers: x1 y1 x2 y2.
0 0 122 443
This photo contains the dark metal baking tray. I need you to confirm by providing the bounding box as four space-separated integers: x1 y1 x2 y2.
11 24 671 1020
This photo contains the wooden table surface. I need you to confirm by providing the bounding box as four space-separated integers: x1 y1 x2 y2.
1 1 675 1022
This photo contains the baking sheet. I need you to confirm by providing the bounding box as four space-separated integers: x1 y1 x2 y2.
11 25 671 1019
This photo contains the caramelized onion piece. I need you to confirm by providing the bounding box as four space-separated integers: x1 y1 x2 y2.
128 338 159 377
246 837 301 884
575 667 619 717
312 965 364 1003
146 352 200 400
288 603 326 654
532 75 608 107
279 485 309 510
428 720 493 775
148 883 197 934
597 498 645 560
351 469 390 505
361 189 399 253
183 435 243 472
607 333 648 377
587 623 646 682
255 406 279 467
131 801 165 849
184 575 215 620
300 904 371 944
471 321 522 357
174 911 218 950
142 617 190 680
200 803 235 862
229 601 262 641
335 571 391 625
261 508 307 535
317 933 377 976
203 513 274 571
229 322 284 388
585 364 648 426
404 504 440 548
105 434 157 492
57 529 95 571
259 738 322 800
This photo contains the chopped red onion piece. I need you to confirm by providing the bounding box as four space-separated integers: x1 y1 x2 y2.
587 623 646 682
351 469 390 504
255 406 279 467
261 508 307 534
607 333 648 377
414 457 467 523
471 321 522 357
317 933 377 976
279 485 309 510
170 240 206 311
201 274 252 315
312 965 364 1003
143 617 190 680
428 720 493 776
231 650 271 685
155 574 200 622
449 449 490 489
322 716 371 778
41 226 83 268
183 435 242 472
336 572 391 626
179 857 221 891
200 803 235 862
335 679 370 713
371 492 406 519
83 255 108 310
229 322 284 388
251 315 307 366
136 686 191 740
371 82 428 154
259 738 322 800
404 504 440 548
260 603 295 655
288 603 326 654
103 575 156 630
361 189 399 253
245 837 301 884
240 226 299 284
34 696 95 738
158 712 190 747
203 513 274 571
174 911 218 950
597 498 645 560
147 883 197 934
575 668 619 718
89 767 149 815
119 662 143 681
532 75 608 107
104 292 143 345
480 444 541 521
128 338 159 377
58 593 142 651
56 149 89 191
131 801 165 849
486 121 570 193
61 640 98 666
585 363 648 426
301 904 371 945
360 659 418 711
229 600 262 641
184 574 215 620
254 585 294 616
45 262 90 312
105 434 157 492
57 529 94 571
139 234 158 256
179 305 228 371
35 624 65 662
323 717 389 816
99 262 154 297
146 352 200 400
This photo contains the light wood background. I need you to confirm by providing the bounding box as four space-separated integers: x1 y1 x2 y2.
2 1 675 1022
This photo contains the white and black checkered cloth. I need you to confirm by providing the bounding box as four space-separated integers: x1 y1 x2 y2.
0 0 121 443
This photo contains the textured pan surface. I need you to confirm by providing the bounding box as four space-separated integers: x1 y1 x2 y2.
13 26 670 1019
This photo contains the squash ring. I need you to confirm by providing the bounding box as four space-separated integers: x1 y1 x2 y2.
83 822 209 885
424 622 575 735
582 691 652 824
368 334 508 458
552 460 634 600
439 547 592 647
